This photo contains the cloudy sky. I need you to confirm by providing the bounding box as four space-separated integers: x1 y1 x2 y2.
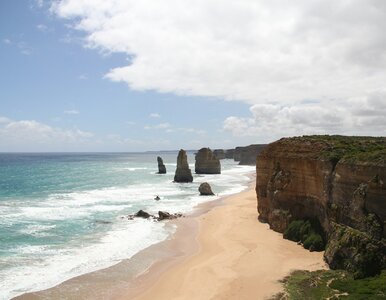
1 0 385 151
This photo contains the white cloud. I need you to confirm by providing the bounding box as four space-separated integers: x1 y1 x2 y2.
64 110 80 115
36 24 49 32
78 74 88 80
17 41 32 55
52 0 386 138
224 90 386 142
52 1 386 102
149 113 160 118
0 117 93 151
2 38 11 45
144 122 171 130
0 117 12 124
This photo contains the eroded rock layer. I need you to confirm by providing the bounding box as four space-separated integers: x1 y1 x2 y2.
174 149 193 182
195 148 221 174
157 156 166 174
256 135 386 277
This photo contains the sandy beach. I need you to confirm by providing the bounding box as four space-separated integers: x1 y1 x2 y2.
17 176 326 300
118 178 327 300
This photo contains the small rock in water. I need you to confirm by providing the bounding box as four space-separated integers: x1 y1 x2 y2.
95 220 112 225
127 210 154 219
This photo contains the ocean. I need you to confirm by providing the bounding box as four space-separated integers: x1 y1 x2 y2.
0 152 254 300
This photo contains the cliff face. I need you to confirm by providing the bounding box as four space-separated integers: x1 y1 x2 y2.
238 144 267 165
256 136 386 277
213 149 226 160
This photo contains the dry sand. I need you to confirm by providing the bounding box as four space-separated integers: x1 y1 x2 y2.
119 182 327 300
17 178 326 300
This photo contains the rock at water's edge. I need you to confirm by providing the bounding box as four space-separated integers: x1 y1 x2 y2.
158 211 183 221
199 182 215 196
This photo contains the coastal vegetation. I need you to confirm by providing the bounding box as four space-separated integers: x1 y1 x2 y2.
293 135 386 164
283 219 325 251
272 269 386 299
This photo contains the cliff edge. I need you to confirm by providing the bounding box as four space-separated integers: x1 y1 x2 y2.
256 135 386 278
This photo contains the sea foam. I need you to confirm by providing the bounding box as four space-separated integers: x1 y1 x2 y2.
0 153 254 300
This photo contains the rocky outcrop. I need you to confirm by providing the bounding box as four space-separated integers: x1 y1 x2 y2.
158 211 183 221
157 156 166 174
174 149 193 182
234 147 242 161
128 210 183 221
133 210 152 219
199 182 215 195
256 135 386 277
225 149 235 159
213 149 226 160
234 144 267 165
195 148 221 174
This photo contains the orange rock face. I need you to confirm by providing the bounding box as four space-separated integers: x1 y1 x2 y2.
256 138 335 233
255 136 386 277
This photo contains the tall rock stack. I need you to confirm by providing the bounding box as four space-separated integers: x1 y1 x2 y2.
157 156 166 174
174 149 193 182
195 148 221 174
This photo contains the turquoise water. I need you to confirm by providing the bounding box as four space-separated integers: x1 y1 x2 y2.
0 152 253 299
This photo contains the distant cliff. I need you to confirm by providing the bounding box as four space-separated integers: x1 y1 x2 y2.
235 144 266 165
214 144 266 165
256 136 386 278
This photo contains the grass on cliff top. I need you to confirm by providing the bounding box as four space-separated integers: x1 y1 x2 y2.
288 135 386 164
271 269 386 300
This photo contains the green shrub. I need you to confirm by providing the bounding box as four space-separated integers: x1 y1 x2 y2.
283 219 326 251
283 220 305 242
303 233 324 251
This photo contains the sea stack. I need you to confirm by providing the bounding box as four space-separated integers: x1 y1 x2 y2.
157 156 166 174
174 149 193 182
195 148 221 174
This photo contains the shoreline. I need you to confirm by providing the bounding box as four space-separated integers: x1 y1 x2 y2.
16 174 327 300
14 175 253 300
121 176 327 300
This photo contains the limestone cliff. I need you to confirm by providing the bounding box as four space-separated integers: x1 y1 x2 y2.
237 144 267 165
213 149 226 160
225 149 235 159
195 148 221 174
256 135 386 278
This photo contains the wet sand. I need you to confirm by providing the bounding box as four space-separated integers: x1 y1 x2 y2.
17 177 326 300
119 180 327 300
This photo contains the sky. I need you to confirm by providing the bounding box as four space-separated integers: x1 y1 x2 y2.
1 0 385 152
